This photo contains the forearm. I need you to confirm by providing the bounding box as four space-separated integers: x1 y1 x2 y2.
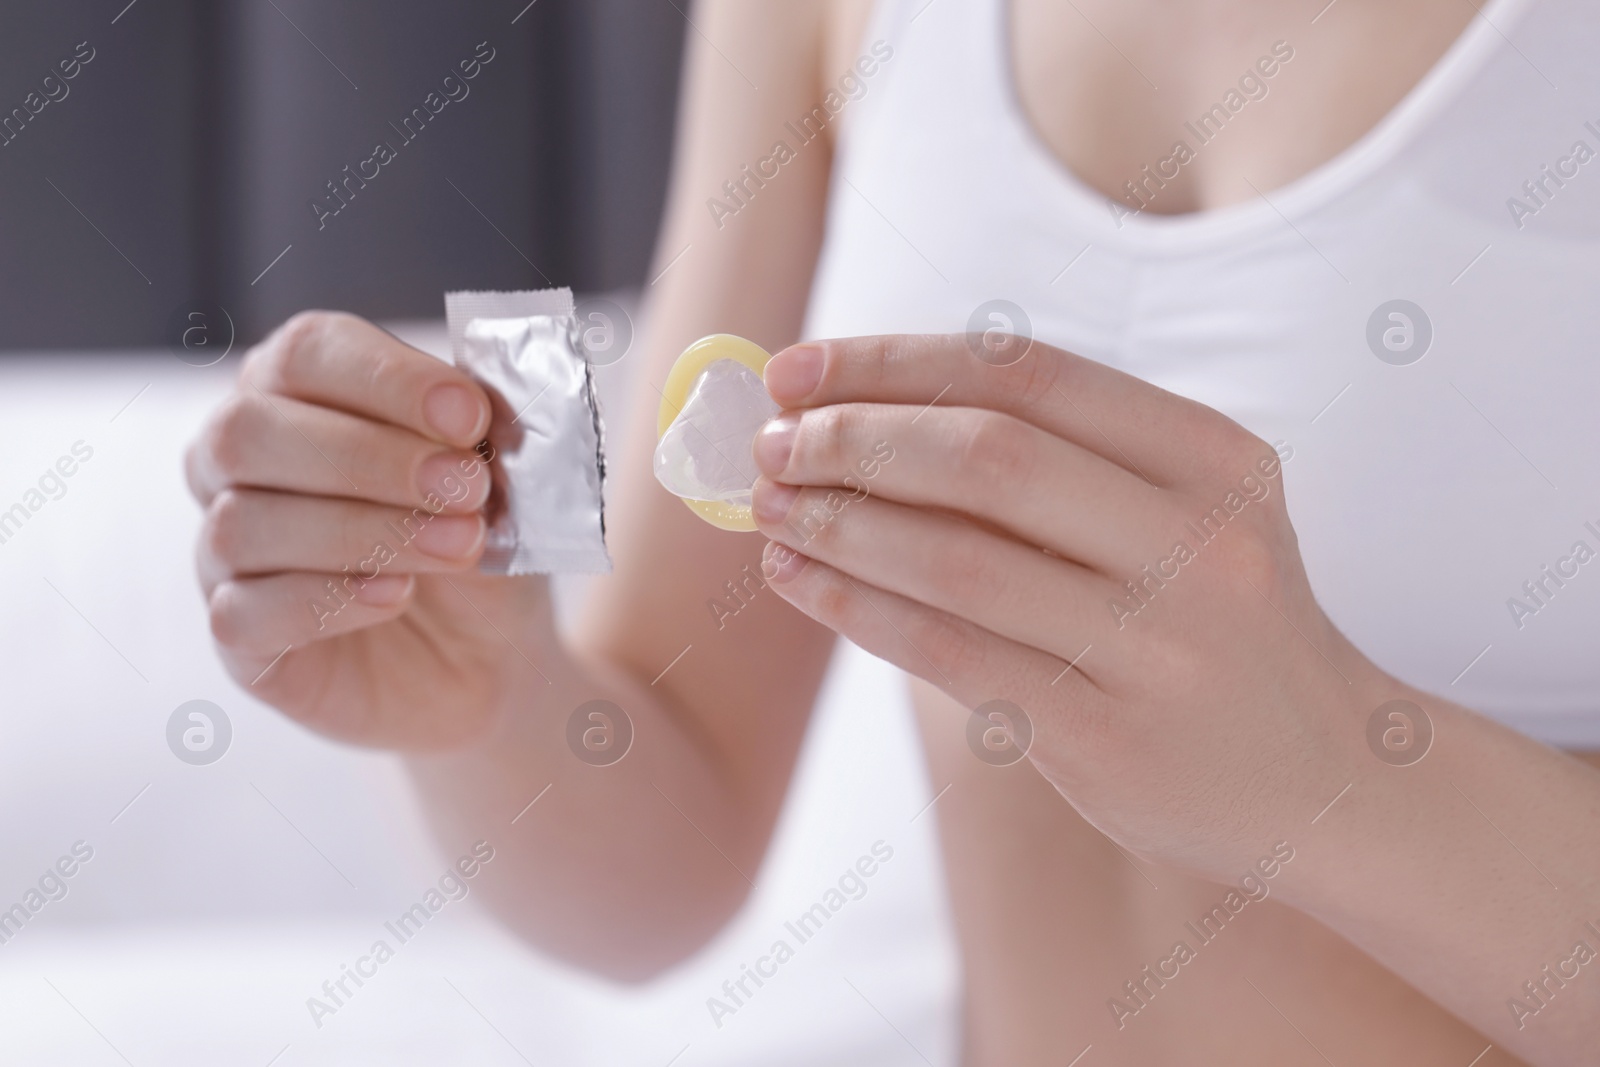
403 608 762 982
398 0 840 982
1283 685 1600 1063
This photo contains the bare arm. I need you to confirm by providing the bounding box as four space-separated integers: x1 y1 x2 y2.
188 0 848 982
396 2 851 985
1283 695 1600 1061
401 0 841 980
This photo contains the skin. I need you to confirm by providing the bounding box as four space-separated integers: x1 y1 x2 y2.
187 1 1600 1063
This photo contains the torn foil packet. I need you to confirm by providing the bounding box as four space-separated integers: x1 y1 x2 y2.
445 288 610 575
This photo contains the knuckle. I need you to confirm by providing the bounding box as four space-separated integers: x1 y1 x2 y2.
1139 627 1207 683
237 336 274 383
206 394 261 481
842 336 895 395
810 571 859 631
885 336 929 389
958 411 1035 487
945 548 1007 617
1005 343 1067 409
806 404 864 472
1193 409 1263 474
353 339 400 402
203 488 252 567
1222 422 1269 470
344 429 399 494
788 490 847 550
262 310 340 392
911 608 987 680
206 581 252 647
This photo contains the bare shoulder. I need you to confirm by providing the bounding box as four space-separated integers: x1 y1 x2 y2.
702 0 872 78
823 0 880 80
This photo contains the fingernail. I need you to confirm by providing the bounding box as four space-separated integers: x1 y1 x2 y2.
353 574 413 606
417 452 489 509
753 413 799 476
765 344 824 404
414 513 484 559
752 479 799 526
423 383 486 443
761 540 807 583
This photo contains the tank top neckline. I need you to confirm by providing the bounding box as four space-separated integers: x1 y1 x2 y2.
977 0 1537 253
819 0 1600 746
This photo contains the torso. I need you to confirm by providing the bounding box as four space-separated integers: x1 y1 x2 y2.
817 0 1600 1062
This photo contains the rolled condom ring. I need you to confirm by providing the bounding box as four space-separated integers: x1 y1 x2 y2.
653 334 779 532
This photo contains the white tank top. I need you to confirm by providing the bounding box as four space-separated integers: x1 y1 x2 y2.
802 0 1600 747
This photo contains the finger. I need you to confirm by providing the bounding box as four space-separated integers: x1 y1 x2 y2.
752 478 1114 669
757 541 1104 742
188 390 491 512
208 571 415 658
240 311 491 448
763 335 1254 487
198 488 485 589
753 402 1176 571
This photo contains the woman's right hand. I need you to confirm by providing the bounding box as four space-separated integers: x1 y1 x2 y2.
185 311 549 749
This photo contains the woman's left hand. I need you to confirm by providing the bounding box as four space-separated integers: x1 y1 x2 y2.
750 333 1387 880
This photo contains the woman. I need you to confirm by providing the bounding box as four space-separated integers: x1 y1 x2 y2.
186 0 1600 1062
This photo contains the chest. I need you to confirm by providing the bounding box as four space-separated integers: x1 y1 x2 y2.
1000 0 1476 214
806 0 1600 738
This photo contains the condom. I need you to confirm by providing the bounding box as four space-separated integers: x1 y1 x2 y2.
653 334 778 531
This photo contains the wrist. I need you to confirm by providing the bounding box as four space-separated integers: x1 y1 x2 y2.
1272 678 1589 924
1244 628 1397 868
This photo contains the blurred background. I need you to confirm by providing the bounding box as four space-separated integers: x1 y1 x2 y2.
0 2 958 1064
0 0 682 349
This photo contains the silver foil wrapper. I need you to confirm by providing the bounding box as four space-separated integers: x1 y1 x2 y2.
444 288 610 575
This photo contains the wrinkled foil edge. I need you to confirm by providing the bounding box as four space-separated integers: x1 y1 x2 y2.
443 288 611 576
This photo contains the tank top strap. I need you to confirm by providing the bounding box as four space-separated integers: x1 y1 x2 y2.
845 0 1014 154
874 0 1010 90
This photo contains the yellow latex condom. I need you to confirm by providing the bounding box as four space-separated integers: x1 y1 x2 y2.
654 334 776 532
